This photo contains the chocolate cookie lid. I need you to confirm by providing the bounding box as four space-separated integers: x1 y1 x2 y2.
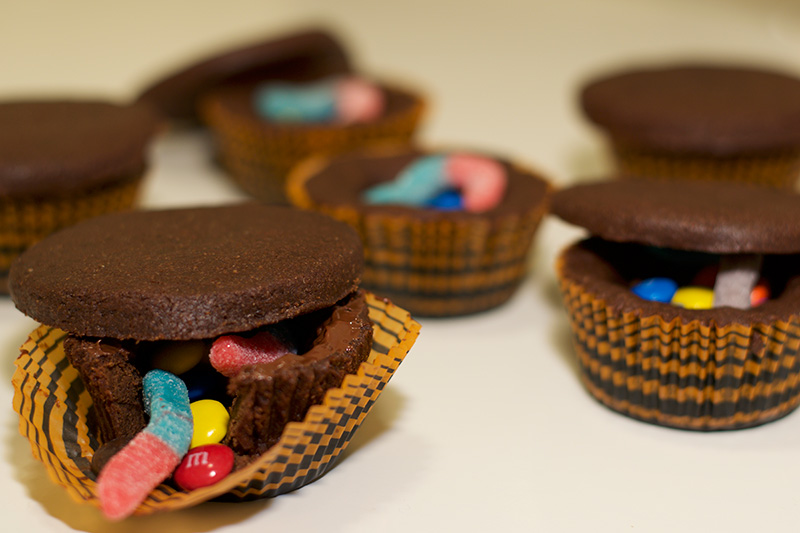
550 179 800 254
136 28 352 122
9 204 364 340
580 64 800 154
0 99 160 196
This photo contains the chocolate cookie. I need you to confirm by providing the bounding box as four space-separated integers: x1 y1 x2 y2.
581 64 800 154
9 204 374 460
551 178 800 430
579 63 800 187
550 179 800 253
136 28 352 122
0 100 160 196
10 204 363 340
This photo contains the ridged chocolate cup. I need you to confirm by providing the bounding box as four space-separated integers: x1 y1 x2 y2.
11 293 419 516
201 82 426 203
557 238 800 430
610 139 800 189
287 146 551 317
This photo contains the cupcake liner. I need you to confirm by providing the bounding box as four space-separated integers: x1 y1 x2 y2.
200 86 426 203
11 292 419 516
557 253 800 430
0 177 142 292
288 172 548 317
611 139 800 189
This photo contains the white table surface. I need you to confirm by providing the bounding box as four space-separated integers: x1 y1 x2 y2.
2 1 800 531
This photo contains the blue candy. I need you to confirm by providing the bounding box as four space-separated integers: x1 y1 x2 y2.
363 155 449 207
426 189 464 210
253 81 337 122
631 277 679 303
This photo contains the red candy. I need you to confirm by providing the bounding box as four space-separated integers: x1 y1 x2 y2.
173 444 235 491
445 154 507 212
209 330 292 377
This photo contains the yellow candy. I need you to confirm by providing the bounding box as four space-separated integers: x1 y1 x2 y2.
190 399 230 448
671 286 714 309
150 340 208 376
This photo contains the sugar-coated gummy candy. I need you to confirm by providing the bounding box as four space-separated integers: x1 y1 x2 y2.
445 153 506 212
363 154 448 207
363 153 507 212
190 399 230 448
631 277 678 303
671 286 714 309
173 444 235 491
209 329 293 377
97 370 192 520
253 76 384 124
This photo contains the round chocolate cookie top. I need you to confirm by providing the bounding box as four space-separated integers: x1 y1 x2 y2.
0 99 160 197
9 204 364 340
294 146 550 220
551 179 800 254
136 28 351 122
580 64 800 154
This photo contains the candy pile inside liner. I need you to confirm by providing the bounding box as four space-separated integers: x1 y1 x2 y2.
95 328 294 520
253 76 385 124
363 153 507 213
632 258 770 310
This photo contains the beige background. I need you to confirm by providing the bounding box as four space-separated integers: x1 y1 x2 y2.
2 1 800 531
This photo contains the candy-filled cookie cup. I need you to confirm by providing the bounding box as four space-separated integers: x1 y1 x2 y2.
579 64 800 188
0 100 161 292
201 81 425 203
552 179 800 430
8 204 419 518
287 145 551 317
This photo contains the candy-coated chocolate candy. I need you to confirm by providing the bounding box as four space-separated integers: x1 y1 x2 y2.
173 444 235 491
210 329 293 378
445 153 506 212
149 340 208 376
190 399 229 448
631 277 678 303
671 286 714 309
751 280 770 307
182 362 229 403
427 189 464 210
691 265 718 287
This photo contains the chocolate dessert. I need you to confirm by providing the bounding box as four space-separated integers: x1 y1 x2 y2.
551 179 800 430
9 204 372 459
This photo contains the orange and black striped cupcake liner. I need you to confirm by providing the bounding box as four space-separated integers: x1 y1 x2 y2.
288 174 548 317
557 253 800 430
611 139 800 189
11 293 419 516
200 86 426 203
0 177 141 292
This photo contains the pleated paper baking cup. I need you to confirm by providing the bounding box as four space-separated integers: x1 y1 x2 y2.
289 188 546 317
611 139 800 189
0 177 141 293
200 85 426 203
11 293 419 516
557 253 800 430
